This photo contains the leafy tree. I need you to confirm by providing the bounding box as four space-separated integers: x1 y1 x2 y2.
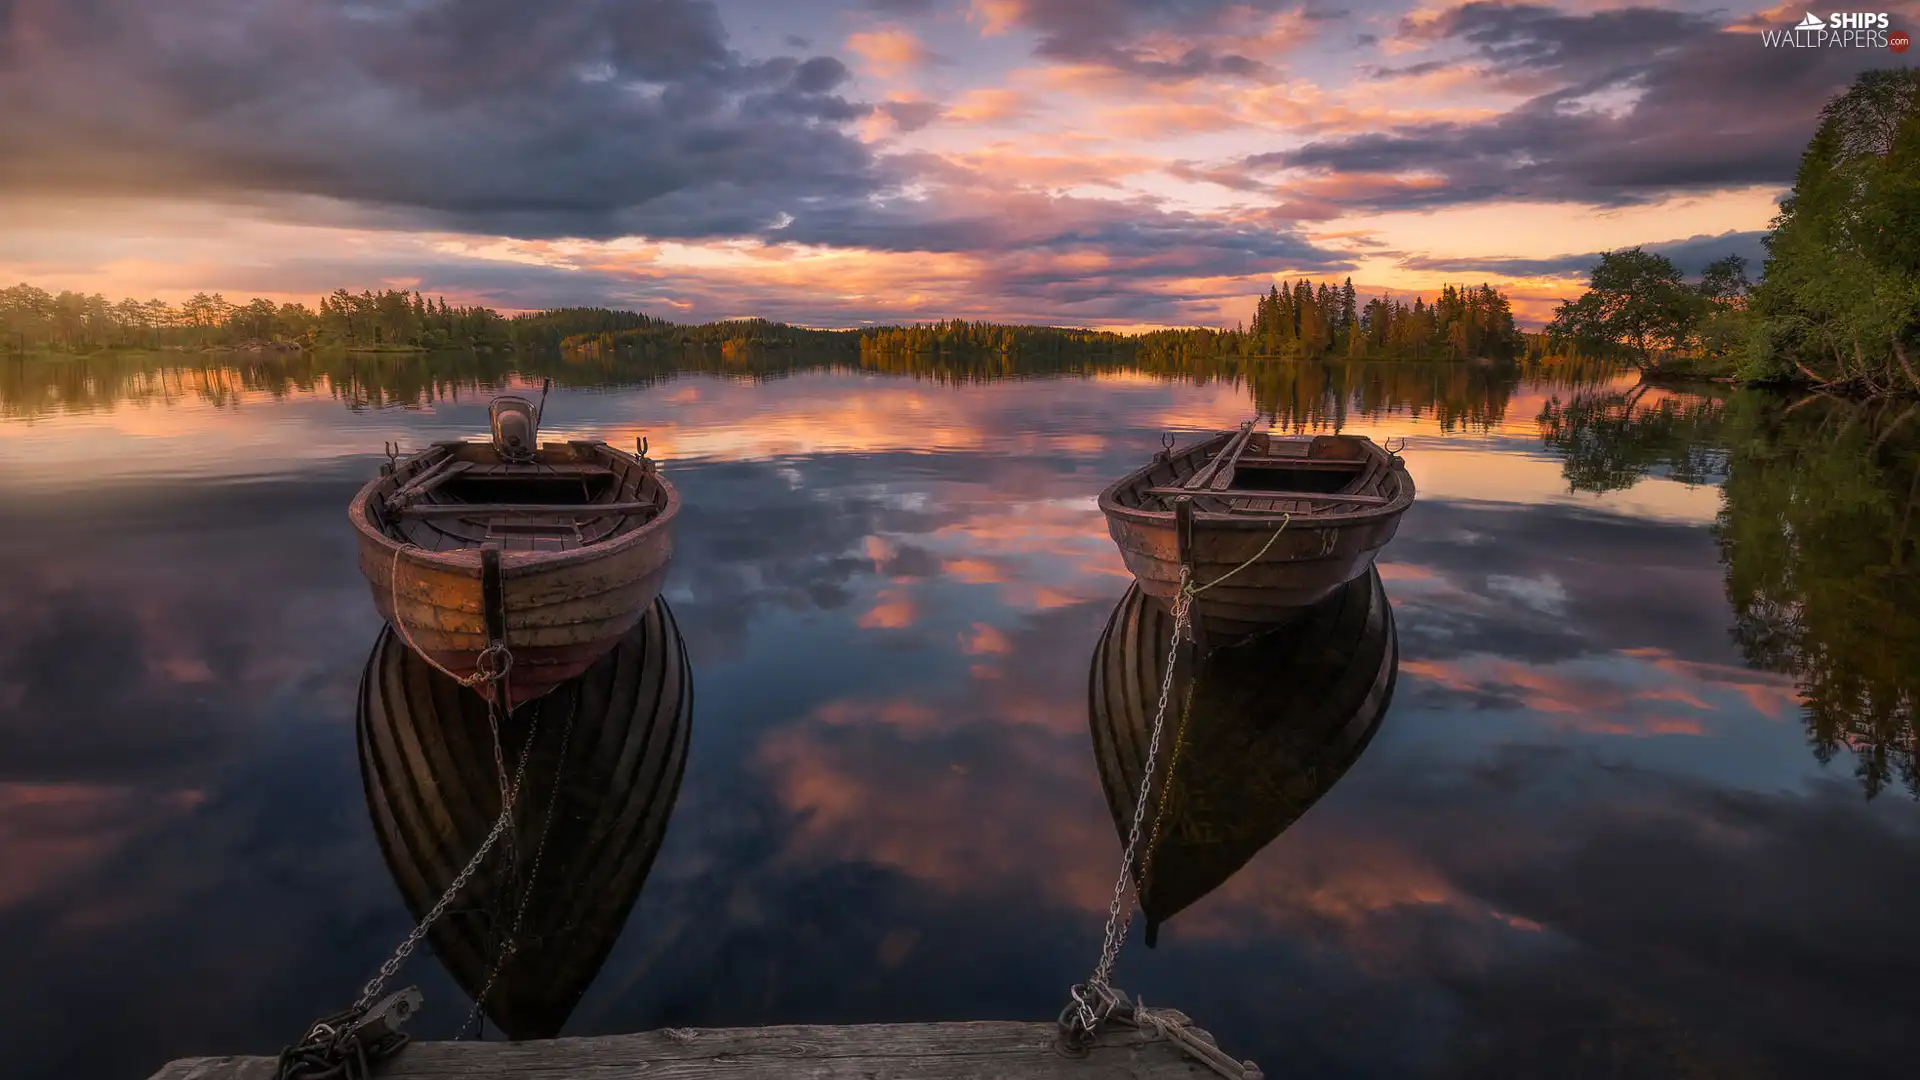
1747 68 1920 394
1546 248 1701 370
1699 255 1752 309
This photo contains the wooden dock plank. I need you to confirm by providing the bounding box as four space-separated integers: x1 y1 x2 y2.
148 1022 1213 1080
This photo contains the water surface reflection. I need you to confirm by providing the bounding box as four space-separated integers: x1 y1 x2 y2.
357 600 691 1038
0 354 1915 1079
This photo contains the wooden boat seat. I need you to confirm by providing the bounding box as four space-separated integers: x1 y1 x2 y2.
1141 487 1392 507
460 463 616 478
486 516 585 552
394 500 659 520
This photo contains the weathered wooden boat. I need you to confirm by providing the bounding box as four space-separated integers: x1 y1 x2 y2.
1099 424 1413 638
356 596 692 1039
349 392 678 705
1089 566 1397 944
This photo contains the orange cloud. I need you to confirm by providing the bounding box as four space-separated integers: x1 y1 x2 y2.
751 710 1539 960
943 557 1009 584
858 587 919 629
1401 648 1804 737
863 535 898 569
966 0 1023 36
961 622 1013 655
846 28 943 78
811 699 949 735
936 146 1163 189
1096 102 1248 138
945 88 1033 124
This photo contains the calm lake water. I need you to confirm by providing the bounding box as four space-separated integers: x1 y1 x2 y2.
2 352 1916 1079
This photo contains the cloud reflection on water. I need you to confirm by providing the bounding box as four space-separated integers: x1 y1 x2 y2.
0 358 1911 1079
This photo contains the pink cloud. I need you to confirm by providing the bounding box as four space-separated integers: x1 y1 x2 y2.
846 28 947 78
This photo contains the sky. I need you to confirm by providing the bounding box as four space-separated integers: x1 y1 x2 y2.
0 0 1915 328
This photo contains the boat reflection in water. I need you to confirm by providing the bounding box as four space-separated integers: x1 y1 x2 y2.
356 597 692 1039
1089 567 1397 945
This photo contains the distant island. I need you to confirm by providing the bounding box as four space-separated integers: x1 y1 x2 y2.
1 278 1526 366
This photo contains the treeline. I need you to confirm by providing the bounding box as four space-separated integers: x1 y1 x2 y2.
855 319 1129 358
5 278 1524 368
1238 280 1518 361
513 307 663 351
559 316 857 357
1118 281 1519 364
1546 68 1919 396
0 284 512 351
543 284 1522 367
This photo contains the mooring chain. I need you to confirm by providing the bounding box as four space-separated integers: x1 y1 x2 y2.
275 695 543 1080
1057 512 1291 1079
460 691 577 1039
355 699 544 1014
1069 567 1193 1041
274 988 422 1080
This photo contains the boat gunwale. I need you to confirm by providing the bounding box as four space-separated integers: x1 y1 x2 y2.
1097 430 1415 528
347 441 682 575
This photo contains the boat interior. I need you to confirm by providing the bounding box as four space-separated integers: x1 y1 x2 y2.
1126 429 1405 515
369 440 668 554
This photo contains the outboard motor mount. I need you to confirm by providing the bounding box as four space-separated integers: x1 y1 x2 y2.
489 395 539 461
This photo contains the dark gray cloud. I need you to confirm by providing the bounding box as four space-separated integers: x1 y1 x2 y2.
0 0 882 239
1409 1 1712 82
1398 229 1770 278
1244 2 1915 210
878 99 946 132
866 0 937 12
995 0 1308 82
0 0 1352 303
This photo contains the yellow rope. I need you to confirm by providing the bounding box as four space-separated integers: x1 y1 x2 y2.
389 544 513 693
1184 513 1291 598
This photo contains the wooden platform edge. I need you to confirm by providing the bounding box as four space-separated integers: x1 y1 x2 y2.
146 1020 1212 1079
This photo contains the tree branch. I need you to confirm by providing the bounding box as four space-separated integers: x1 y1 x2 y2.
1892 335 1920 395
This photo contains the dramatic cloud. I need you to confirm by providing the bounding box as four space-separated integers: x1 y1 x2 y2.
1397 229 1771 278
845 27 950 77
1254 2 1912 210
0 0 1885 324
0 0 881 239
970 0 1340 81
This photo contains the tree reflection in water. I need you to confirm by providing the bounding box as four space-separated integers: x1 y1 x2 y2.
1538 383 1920 797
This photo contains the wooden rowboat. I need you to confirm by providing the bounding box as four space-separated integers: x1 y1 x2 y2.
348 394 679 705
356 596 692 1039
1099 425 1413 639
1089 567 1396 943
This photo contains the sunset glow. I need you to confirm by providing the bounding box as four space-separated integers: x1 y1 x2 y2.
3 0 1907 326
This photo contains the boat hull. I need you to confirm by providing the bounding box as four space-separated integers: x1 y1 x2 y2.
348 442 678 706
351 535 671 705
1100 431 1412 639
1104 512 1401 637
